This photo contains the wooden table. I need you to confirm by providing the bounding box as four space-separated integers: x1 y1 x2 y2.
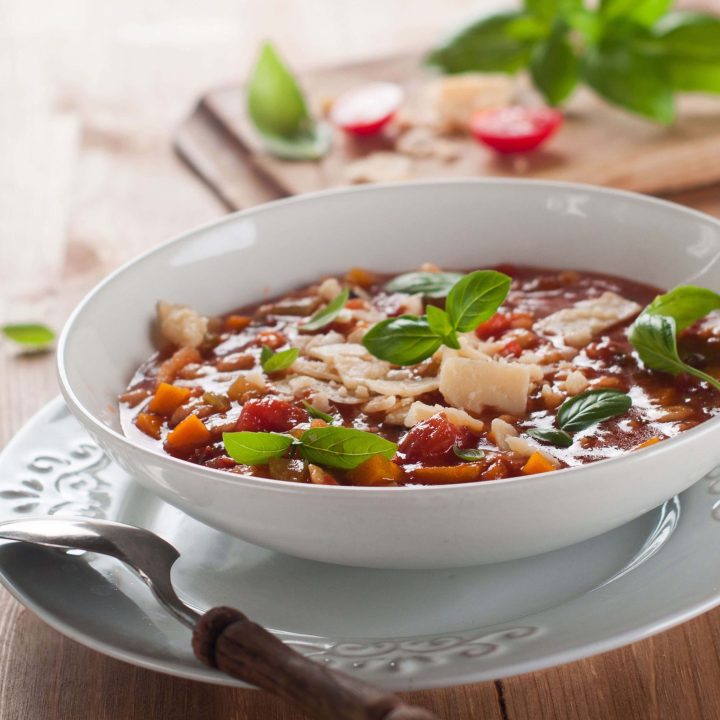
2 0 720 717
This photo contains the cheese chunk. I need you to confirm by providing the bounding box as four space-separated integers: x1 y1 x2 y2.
431 74 513 132
439 356 531 416
156 301 207 348
534 291 641 348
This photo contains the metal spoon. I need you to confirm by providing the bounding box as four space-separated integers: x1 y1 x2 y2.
0 517 437 720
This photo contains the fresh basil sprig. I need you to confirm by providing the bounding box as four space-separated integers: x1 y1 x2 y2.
445 270 512 332
302 401 335 423
427 3 720 123
223 426 397 471
301 288 349 332
453 445 486 462
260 345 299 374
526 427 573 447
556 389 632 432
1 323 55 348
247 42 331 160
629 285 720 391
223 431 295 466
363 270 511 366
384 272 464 298
300 427 397 470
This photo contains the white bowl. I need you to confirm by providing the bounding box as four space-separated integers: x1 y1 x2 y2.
58 180 720 569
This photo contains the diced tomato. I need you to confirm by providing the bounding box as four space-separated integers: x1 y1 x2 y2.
397 414 470 466
330 82 403 136
475 313 512 340
236 397 307 433
500 339 523 358
470 106 563 154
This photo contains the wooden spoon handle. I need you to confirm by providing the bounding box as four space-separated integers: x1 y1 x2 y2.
193 607 439 720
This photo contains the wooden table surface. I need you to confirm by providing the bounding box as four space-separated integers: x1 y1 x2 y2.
2 0 720 717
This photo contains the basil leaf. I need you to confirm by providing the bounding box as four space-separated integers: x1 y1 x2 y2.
426 306 460 349
445 270 511 333
426 12 536 74
530 22 580 106
384 271 464 298
246 42 330 160
258 125 332 162
223 431 294 465
644 285 720 331
656 13 720 94
526 428 573 448
600 0 672 25
302 401 335 423
301 288 349 332
582 31 675 123
362 315 443 365
524 0 583 24
300 426 397 470
629 313 720 391
1 323 55 347
557 389 632 432
453 445 486 462
260 345 299 374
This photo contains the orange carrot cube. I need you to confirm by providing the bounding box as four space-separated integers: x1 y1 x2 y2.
135 412 163 440
521 452 557 475
148 382 192 416
347 455 405 486
165 414 212 451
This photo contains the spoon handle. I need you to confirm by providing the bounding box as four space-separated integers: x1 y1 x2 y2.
193 606 439 720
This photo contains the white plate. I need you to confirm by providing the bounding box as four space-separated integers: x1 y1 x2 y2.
2 397 720 690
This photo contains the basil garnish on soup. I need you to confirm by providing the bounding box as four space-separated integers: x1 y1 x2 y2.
300 288 349 332
363 270 511 365
630 285 720 391
223 427 397 471
556 390 632 432
384 271 464 298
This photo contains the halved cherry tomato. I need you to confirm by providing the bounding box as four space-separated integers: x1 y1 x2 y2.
470 106 563 154
330 82 403 136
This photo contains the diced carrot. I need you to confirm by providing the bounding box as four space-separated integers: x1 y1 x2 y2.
135 412 163 440
345 267 377 288
410 464 483 485
165 414 212 451
347 455 406 486
634 437 661 451
148 382 192 416
521 452 557 475
225 315 252 332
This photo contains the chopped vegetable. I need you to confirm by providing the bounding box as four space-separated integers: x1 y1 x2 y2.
346 455 405 486
165 414 212 451
135 412 163 440
411 464 484 484
330 82 403 136
521 452 557 475
148 383 192 416
470 106 563 154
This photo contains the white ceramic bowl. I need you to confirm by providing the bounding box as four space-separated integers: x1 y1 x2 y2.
58 180 720 569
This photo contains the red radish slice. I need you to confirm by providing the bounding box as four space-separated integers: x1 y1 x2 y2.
330 82 404 136
470 106 563 154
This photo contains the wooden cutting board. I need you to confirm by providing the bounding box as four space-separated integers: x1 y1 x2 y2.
175 52 720 210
